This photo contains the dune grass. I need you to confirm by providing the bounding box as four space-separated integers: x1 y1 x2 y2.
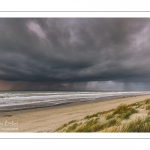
143 98 150 104
76 119 100 132
113 104 131 115
117 108 138 120
56 123 68 131
66 123 79 132
55 98 150 132
84 109 114 120
75 118 119 132
112 104 138 120
146 104 150 110
55 119 77 131
104 116 150 132
84 113 99 119
106 113 114 120
68 120 77 125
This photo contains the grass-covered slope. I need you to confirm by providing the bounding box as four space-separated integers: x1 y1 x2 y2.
55 98 150 132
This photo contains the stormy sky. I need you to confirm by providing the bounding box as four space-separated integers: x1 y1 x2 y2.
0 18 150 91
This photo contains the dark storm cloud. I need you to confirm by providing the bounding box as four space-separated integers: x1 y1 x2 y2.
1 18 150 90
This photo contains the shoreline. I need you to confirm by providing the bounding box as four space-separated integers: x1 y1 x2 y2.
0 93 146 113
0 94 150 132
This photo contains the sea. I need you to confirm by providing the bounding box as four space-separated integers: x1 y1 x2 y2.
0 91 150 112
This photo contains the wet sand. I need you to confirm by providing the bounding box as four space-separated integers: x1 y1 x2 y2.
0 94 150 132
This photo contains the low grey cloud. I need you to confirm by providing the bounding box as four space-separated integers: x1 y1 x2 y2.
0 18 150 91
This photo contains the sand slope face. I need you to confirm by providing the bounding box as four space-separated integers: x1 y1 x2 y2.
0 95 150 132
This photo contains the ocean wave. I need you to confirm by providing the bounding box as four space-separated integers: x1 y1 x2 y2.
0 91 150 111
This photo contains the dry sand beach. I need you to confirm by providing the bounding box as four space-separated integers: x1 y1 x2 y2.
0 94 150 132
